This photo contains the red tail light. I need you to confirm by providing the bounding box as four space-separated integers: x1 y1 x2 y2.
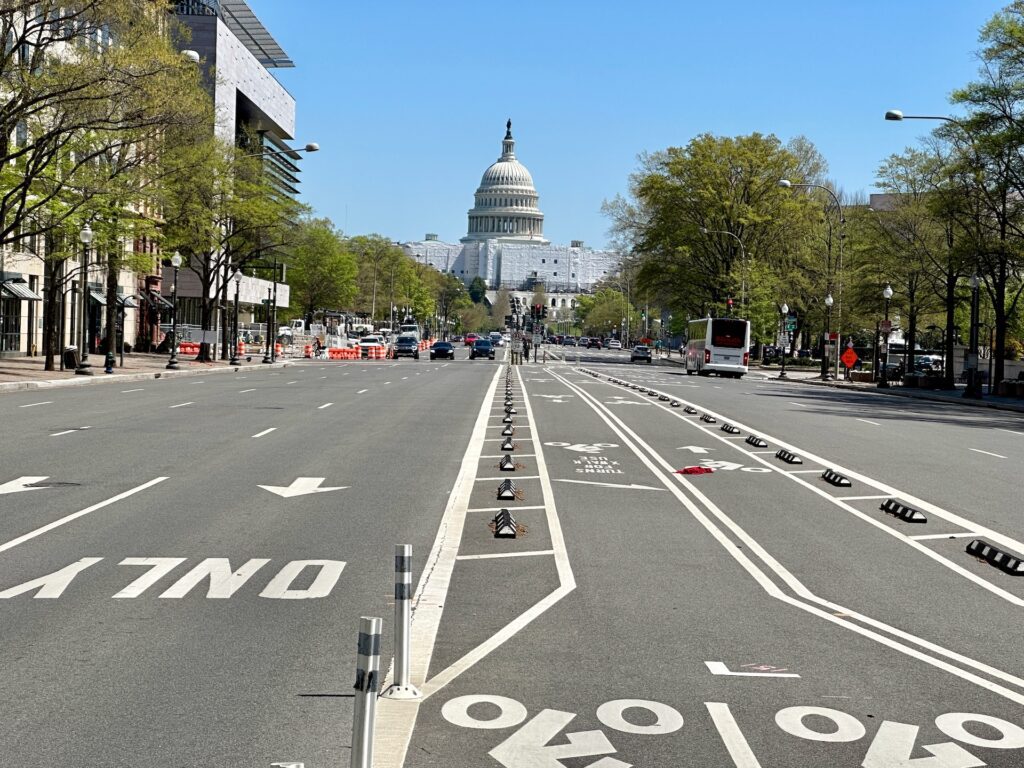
743 351 749 366
704 349 711 364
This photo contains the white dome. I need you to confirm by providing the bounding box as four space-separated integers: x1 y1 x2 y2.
480 158 535 188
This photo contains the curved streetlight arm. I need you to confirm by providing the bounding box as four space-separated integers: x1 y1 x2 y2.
240 144 320 160
701 227 748 310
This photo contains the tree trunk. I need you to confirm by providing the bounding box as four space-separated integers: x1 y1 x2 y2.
42 253 61 372
106 253 118 369
993 276 1007 385
943 270 957 389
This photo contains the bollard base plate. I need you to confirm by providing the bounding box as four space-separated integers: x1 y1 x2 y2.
381 683 422 700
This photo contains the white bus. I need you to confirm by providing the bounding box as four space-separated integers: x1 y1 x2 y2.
685 317 751 378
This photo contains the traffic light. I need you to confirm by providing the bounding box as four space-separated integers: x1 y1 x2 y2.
727 298 734 314
542 306 548 319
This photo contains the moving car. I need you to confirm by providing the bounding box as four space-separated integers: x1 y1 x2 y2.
357 335 386 357
606 339 622 350
470 339 495 360
393 335 420 359
489 331 505 347
451 335 464 343
562 337 577 346
464 333 480 346
587 338 603 349
429 341 455 360
631 344 652 364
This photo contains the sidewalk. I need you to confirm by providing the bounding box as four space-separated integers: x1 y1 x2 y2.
0 352 289 393
657 354 1024 414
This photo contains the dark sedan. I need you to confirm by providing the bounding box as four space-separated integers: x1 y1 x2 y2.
429 341 455 360
470 339 495 360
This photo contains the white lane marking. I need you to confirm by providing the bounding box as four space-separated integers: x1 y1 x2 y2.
456 550 554 561
705 661 800 678
252 428 277 438
789 402 808 408
385 381 391 385
50 426 92 437
467 505 547 513
169 402 193 409
969 448 1007 459
475 475 541 482
239 388 256 393
995 428 1024 436
373 365 503 766
553 479 666 491
0 478 168 556
550 369 1024 706
417 365 576 701
480 454 536 459
706 703 764 768
121 389 144 393
911 532 982 541
318 402 333 410
357 389 368 394
836 495 892 501
402 376 408 380
857 418 881 426
786 469 822 474
287 380 298 385
19 402 52 408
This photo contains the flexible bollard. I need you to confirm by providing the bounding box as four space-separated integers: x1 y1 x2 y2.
382 545 421 700
351 616 382 768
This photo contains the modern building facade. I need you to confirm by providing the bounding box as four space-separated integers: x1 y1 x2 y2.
401 121 621 315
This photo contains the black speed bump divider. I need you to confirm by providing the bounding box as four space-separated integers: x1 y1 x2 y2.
966 539 1024 576
671 401 681 407
684 406 698 414
720 424 741 434
502 415 513 424
700 414 717 424
659 395 670 401
501 425 514 436
505 406 517 414
500 437 516 452
648 391 659 397
776 449 803 465
746 435 768 448
497 479 519 500
880 498 927 524
499 455 516 471
821 469 852 488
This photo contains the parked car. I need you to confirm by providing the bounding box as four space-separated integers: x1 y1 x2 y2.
393 335 420 359
451 335 464 343
562 337 577 346
579 337 590 347
464 333 480 346
606 339 622 350
470 339 495 360
587 338 603 349
429 341 455 360
631 344 652 364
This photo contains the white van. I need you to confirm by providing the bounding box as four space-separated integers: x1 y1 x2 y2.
399 323 421 340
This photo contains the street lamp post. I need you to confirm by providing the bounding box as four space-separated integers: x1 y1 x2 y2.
879 283 893 388
965 274 982 399
166 251 183 370
262 286 273 364
822 293 834 380
779 303 789 379
75 224 94 375
230 272 242 366
701 227 748 312
779 179 846 378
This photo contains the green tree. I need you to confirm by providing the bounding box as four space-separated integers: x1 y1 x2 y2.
491 287 512 325
468 275 488 303
286 218 357 323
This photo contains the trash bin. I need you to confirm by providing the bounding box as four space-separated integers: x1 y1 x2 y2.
63 345 80 370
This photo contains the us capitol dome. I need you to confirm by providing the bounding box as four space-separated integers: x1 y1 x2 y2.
400 120 620 303
462 119 548 244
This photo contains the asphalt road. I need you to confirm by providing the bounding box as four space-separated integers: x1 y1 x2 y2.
2 348 1024 767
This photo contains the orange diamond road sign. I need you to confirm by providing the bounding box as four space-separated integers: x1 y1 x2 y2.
841 348 859 368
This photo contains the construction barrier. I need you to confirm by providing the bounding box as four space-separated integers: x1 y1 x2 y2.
237 340 246 356
274 343 283 358
304 344 313 358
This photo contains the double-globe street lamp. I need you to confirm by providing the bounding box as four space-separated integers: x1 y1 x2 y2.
879 283 894 388
229 271 242 366
166 251 183 370
74 223 94 375
965 274 983 399
822 293 834 380
778 179 846 380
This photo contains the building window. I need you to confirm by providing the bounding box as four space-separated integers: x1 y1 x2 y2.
553 272 557 276
541 259 545 264
554 259 558 264
571 273 576 278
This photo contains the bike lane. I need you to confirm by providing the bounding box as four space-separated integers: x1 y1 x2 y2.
401 365 1024 768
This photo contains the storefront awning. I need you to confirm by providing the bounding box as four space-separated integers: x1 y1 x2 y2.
148 291 174 310
117 295 138 309
89 291 107 305
1 281 42 301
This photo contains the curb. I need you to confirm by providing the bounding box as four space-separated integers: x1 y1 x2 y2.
0 360 291 393
789 376 1024 414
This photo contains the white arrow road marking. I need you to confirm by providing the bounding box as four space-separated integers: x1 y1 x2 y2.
0 476 50 495
535 394 573 399
705 661 800 678
258 477 349 498
553 479 665 491
678 446 713 454
489 709 628 768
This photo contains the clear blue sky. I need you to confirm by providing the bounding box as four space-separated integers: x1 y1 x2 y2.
248 0 1006 249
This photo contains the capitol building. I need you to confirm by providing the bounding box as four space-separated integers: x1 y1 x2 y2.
401 121 621 314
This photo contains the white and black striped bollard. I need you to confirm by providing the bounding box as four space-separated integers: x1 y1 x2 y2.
383 544 421 700
351 616 382 768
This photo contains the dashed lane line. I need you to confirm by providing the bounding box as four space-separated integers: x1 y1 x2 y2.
169 402 193 409
19 402 52 408
252 428 277 438
456 550 554 561
970 448 1007 459
856 418 881 426
318 403 333 410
